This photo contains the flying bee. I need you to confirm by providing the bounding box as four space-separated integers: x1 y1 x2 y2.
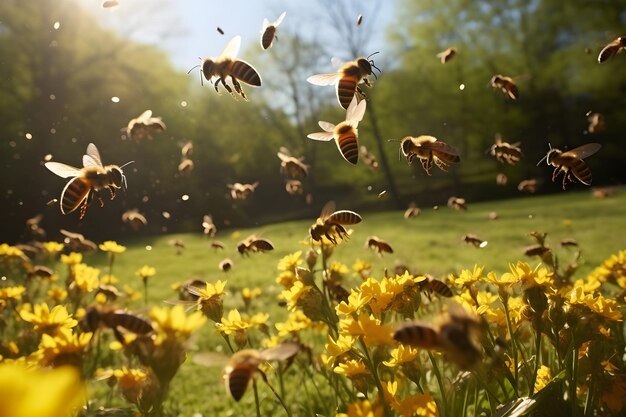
537 143 601 190
80 306 152 343
404 202 420 219
121 209 147 231
189 36 262 101
598 36 626 63
168 239 185 255
524 244 551 258
308 96 366 165
101 0 119 8
447 196 467 211
517 179 538 193
237 235 274 255
394 303 483 370
260 11 286 50
178 158 194 174
223 342 300 401
419 276 454 298
437 47 457 64
490 74 519 100
560 238 579 248
202 215 217 238
487 134 523 165
228 182 259 200
309 201 362 245
277 148 309 178
359 145 379 171
592 187 615 199
217 27 224 35
307 53 381 109
586 112 605 134
496 173 508 186
365 236 393 256
285 179 304 195
356 14 363 26
219 258 233 272
60 229 97 252
210 240 225 251
396 135 460 175
463 234 488 248
96 284 125 301
124 110 166 142
181 141 193 159
45 143 132 219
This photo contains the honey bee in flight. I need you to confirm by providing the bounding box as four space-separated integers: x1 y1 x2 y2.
223 342 300 401
307 53 380 109
189 36 262 101
447 196 467 211
537 143 601 190
237 234 274 255
490 74 519 100
124 110 166 142
487 134 523 165
285 179 304 195
437 47 457 64
309 201 362 245
586 112 605 134
394 303 483 369
45 143 132 219
517 179 538 193
598 36 626 63
202 215 217 238
227 182 259 200
307 96 366 165
81 305 152 343
277 147 309 178
121 209 147 231
419 276 454 298
463 234 488 248
396 136 460 175
404 202 420 219
260 12 286 50
365 236 393 256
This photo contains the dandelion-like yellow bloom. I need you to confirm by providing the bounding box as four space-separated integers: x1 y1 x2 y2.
276 270 297 288
19 303 77 333
486 270 518 288
100 274 119 284
249 312 269 327
47 286 68 303
275 311 317 336
336 400 383 417
150 305 206 339
136 265 156 280
192 280 227 321
340 313 394 346
60 252 82 265
0 286 26 307
241 287 262 305
217 309 251 335
34 327 92 367
352 259 372 279
0 363 84 417
450 265 485 287
383 345 419 368
281 281 311 311
0 243 25 258
323 334 356 366
566 285 623 321
98 240 127 254
534 365 552 392
277 250 303 272
336 291 372 316
123 285 142 301
392 392 439 417
328 261 349 281
42 241 64 254
72 263 100 292
504 262 553 288
334 359 369 377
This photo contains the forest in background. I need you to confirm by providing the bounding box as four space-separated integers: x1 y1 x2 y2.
1 0 625 243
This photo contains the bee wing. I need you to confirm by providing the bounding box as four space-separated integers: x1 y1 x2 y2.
346 96 367 124
45 162 82 178
319 201 336 219
307 72 341 86
562 143 601 160
331 57 346 69
318 121 336 132
424 141 460 156
307 132 334 141
84 143 103 168
260 341 300 362
261 18 270 31
137 109 152 121
219 35 241 59
274 11 286 27
192 351 229 368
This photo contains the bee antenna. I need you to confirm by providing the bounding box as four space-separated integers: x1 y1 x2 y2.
367 51 380 60
120 161 135 169
187 64 201 75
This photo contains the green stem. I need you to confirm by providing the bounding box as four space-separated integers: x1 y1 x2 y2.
529 325 542 396
108 253 115 277
427 352 446 417
143 278 148 307
358 338 390 416
502 300 520 396
262 375 292 417
253 379 261 417
570 346 578 416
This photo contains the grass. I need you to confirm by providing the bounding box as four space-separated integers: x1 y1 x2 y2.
75 190 626 415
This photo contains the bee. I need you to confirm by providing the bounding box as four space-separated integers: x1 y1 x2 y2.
397 135 460 175
223 342 300 401
496 173 508 186
228 182 259 200
419 275 453 298
237 235 274 255
181 141 193 159
309 201 362 245
560 238 579 248
60 229 97 252
365 236 393 256
359 145 379 171
25 214 46 240
488 134 523 165
356 14 363 26
307 53 381 109
202 215 217 238
173 279 207 301
260 11 286 50
598 36 626 63
124 110 166 142
524 244 551 258
586 112 605 134
307 96 366 165
26 265 55 280
463 234 488 248
592 187 615 199
490 74 519 100
101 0 119 8
168 239 185 255
45 143 132 219
178 158 194 174
394 303 483 369
277 148 309 178
437 47 457 64
517 179 538 193
537 143 601 190
404 202 420 219
81 306 152 343
447 196 467 211
285 179 304 195
219 258 233 272
189 36 262 101
121 209 147 231
217 27 225 35
488 211 498 221
96 284 125 301
210 240 225 251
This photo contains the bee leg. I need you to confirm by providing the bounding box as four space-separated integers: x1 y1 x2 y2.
112 326 125 344
363 78 373 88
79 200 89 219
213 78 223 96
220 78 237 100
231 78 248 101
434 157 448 172
420 157 432 176
108 186 116 200
356 86 368 101
551 166 561 183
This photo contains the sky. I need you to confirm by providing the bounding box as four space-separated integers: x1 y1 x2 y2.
81 0 396 70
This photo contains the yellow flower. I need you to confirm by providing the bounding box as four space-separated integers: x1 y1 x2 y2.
334 359 369 377
505 261 554 288
34 327 92 367
192 280 227 321
340 313 394 346
352 259 372 279
0 286 26 307
281 280 311 311
19 303 77 333
0 363 84 417
383 345 419 368
249 312 269 327
98 240 126 254
275 311 317 336
136 265 156 280
0 243 25 258
534 365 552 392
47 286 67 303
392 392 439 417
217 309 251 335
72 263 100 292
486 270 518 288
324 334 356 366
150 305 206 339
100 274 119 284
336 291 372 316
450 265 484 287
42 241 64 254
277 250 303 272
276 270 297 288
241 287 262 305
336 400 383 417
60 252 82 265
328 261 349 281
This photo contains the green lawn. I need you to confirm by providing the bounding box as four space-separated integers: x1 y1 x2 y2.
81 190 625 416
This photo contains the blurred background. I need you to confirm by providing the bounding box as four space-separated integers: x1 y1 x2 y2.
1 0 625 243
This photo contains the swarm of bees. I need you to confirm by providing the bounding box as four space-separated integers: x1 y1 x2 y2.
437 47 457 64
365 236 393 256
121 209 147 231
309 201 362 245
237 234 274 255
124 110 166 142
488 134 523 165
394 303 484 370
307 96 366 165
260 12 286 50
227 182 259 200
397 135 460 175
598 36 626 63
490 74 519 100
537 143 601 190
189 36 262 101
45 144 132 219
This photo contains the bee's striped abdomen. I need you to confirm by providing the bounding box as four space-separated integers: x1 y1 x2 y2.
230 61 261 86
